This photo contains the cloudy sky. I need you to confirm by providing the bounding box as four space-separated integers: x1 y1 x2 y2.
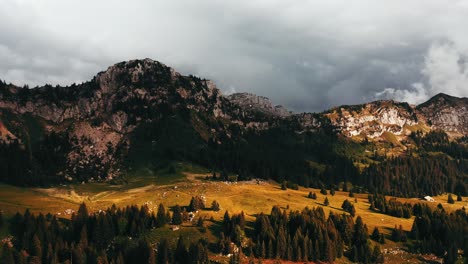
1 0 468 112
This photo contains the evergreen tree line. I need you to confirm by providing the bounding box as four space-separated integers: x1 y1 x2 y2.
368 194 412 218
360 155 467 197
409 204 468 263
410 130 468 159
250 206 383 263
0 131 73 186
0 203 210 264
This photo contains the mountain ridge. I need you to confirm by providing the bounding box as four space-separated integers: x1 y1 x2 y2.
0 58 466 185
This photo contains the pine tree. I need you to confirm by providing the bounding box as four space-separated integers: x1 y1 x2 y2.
77 202 89 222
189 239 209 263
172 205 182 225
457 193 462 201
31 234 42 259
347 205 355 217
156 203 167 227
189 196 205 211
324 197 330 206
223 211 231 236
372 245 384 263
350 216 370 263
371 227 380 241
79 226 88 247
448 194 455 204
260 241 266 259
175 235 188 263
157 239 170 264
320 187 327 195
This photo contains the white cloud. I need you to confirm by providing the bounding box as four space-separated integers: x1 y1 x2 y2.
423 42 468 98
375 41 468 104
374 83 428 104
1 0 468 111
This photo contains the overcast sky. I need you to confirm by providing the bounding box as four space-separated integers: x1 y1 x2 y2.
1 0 468 112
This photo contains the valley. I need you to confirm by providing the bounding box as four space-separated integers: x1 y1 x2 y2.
1 162 466 263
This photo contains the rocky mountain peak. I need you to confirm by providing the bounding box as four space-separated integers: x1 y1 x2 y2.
418 93 467 108
95 59 176 94
227 92 291 117
417 93 468 137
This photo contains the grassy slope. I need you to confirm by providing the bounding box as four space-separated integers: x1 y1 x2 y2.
0 163 465 263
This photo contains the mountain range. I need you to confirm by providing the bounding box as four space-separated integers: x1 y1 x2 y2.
0 58 466 190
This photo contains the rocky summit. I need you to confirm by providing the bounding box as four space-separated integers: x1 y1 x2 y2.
0 59 466 184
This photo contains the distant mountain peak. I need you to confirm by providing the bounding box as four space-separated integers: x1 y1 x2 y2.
227 92 291 117
418 92 467 108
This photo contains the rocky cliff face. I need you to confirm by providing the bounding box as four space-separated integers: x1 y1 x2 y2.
227 92 291 117
325 101 419 138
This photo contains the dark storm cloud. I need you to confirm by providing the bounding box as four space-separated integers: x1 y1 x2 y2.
1 0 468 112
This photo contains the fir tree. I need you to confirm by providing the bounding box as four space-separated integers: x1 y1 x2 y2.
371 227 380 241
172 205 182 225
156 203 167 227
31 234 42 259
320 187 327 195
448 194 455 204
157 239 170 264
175 235 188 264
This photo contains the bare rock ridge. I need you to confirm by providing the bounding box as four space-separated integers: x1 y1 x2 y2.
325 94 468 139
227 92 291 117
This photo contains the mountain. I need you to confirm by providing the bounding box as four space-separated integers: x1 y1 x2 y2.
417 93 468 136
0 59 466 191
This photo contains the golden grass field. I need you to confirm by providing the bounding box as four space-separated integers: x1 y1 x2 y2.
0 163 466 263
